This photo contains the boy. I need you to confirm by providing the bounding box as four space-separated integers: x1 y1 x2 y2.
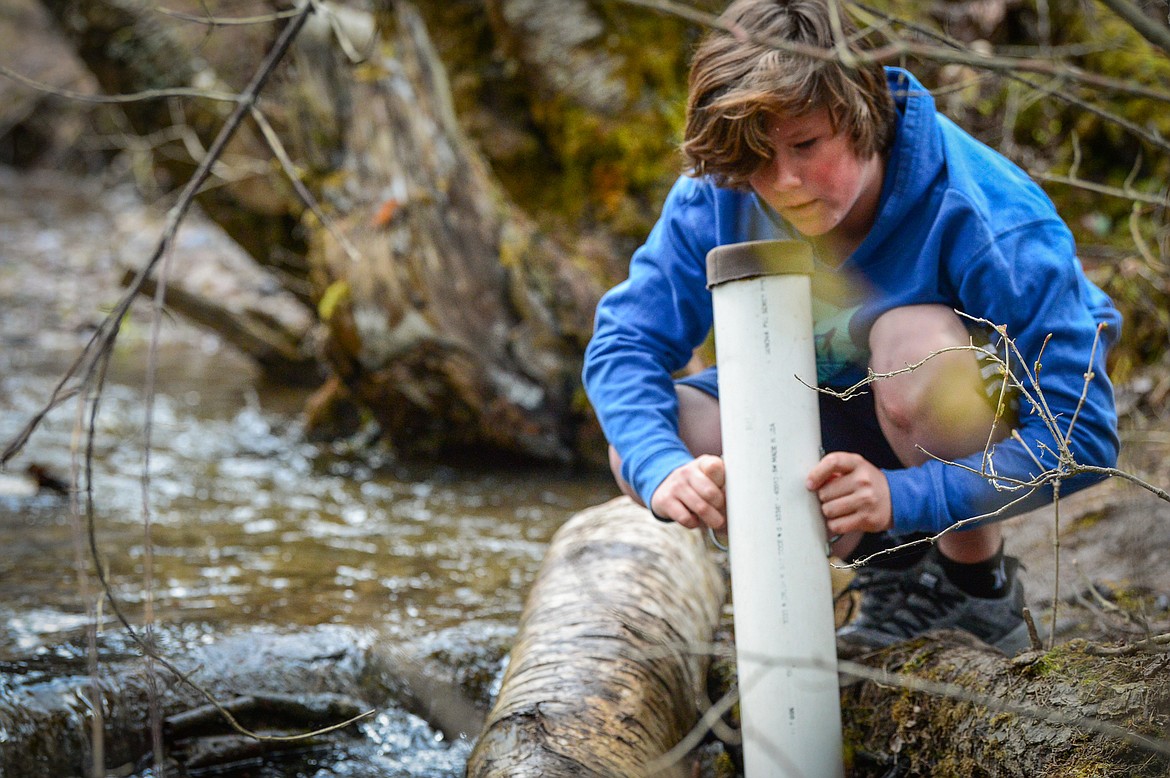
582 0 1120 655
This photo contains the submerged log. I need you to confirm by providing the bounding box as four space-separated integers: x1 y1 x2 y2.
467 496 726 778
0 626 373 776
0 625 498 777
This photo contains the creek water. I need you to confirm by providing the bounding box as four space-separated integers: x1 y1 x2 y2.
0 168 616 776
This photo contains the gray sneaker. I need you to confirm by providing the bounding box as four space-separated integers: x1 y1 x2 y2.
835 557 928 657
837 552 1030 657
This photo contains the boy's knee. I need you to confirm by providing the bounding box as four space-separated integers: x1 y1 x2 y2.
868 305 997 458
869 305 973 371
871 347 981 424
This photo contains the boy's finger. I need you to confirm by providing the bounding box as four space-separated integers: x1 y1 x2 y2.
805 455 840 489
825 515 858 537
688 472 726 513
678 480 726 530
667 497 702 529
695 454 725 486
693 500 727 531
807 451 863 490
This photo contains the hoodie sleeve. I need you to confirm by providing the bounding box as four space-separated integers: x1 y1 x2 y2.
582 177 721 507
884 216 1121 534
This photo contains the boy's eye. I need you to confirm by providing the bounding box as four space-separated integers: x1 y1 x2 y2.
793 138 818 151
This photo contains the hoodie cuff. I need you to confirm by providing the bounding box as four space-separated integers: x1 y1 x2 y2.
630 447 696 511
884 466 947 535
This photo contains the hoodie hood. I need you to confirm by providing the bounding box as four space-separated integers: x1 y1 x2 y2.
848 68 946 271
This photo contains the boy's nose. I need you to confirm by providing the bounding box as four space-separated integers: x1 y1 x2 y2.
764 155 802 191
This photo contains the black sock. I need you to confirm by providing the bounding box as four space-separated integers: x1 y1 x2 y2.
938 543 1011 598
846 532 930 570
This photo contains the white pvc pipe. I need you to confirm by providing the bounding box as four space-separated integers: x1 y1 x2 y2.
707 240 843 778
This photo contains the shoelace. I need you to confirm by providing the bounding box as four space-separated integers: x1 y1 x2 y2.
834 567 906 624
882 572 966 637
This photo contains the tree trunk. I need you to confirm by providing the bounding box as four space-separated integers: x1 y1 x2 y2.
304 3 603 461
36 0 609 462
467 497 727 778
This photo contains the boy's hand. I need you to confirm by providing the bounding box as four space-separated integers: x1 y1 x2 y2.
650 455 726 531
806 452 893 536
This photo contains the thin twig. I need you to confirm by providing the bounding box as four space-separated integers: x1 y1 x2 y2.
636 641 1170 762
1074 464 1170 502
829 314 1167 572
642 684 741 774
1130 201 1161 266
1050 478 1062 651
249 106 364 264
1064 323 1107 449
1087 632 1170 657
69 394 104 778
141 235 175 774
836 656 1170 758
0 62 240 105
80 324 372 745
838 487 1044 569
1096 0 1170 54
619 0 1170 104
155 6 303 26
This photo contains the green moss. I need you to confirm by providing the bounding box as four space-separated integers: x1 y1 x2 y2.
411 0 704 242
1024 643 1085 679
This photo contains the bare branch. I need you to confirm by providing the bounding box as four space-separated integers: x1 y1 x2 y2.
154 5 303 27
1050 478 1063 650
620 0 1170 105
836 656 1170 758
826 311 1168 577
641 642 1170 761
1075 464 1170 502
1087 632 1170 656
642 683 740 775
1063 323 1108 449
248 106 364 265
1096 0 1170 55
0 62 239 105
851 1 1170 104
5 0 378 747
1030 170 1170 208
838 486 1045 569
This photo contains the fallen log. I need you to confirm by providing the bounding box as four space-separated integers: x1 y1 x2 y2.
38 0 609 462
0 626 371 776
467 496 726 778
476 495 1170 777
838 633 1170 777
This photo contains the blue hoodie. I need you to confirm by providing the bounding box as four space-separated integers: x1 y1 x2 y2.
582 68 1121 535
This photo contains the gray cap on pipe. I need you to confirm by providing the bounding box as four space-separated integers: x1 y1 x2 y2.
706 240 814 289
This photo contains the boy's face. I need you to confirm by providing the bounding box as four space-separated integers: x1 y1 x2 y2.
747 108 884 252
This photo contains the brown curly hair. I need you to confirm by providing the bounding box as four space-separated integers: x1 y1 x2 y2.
682 0 896 190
